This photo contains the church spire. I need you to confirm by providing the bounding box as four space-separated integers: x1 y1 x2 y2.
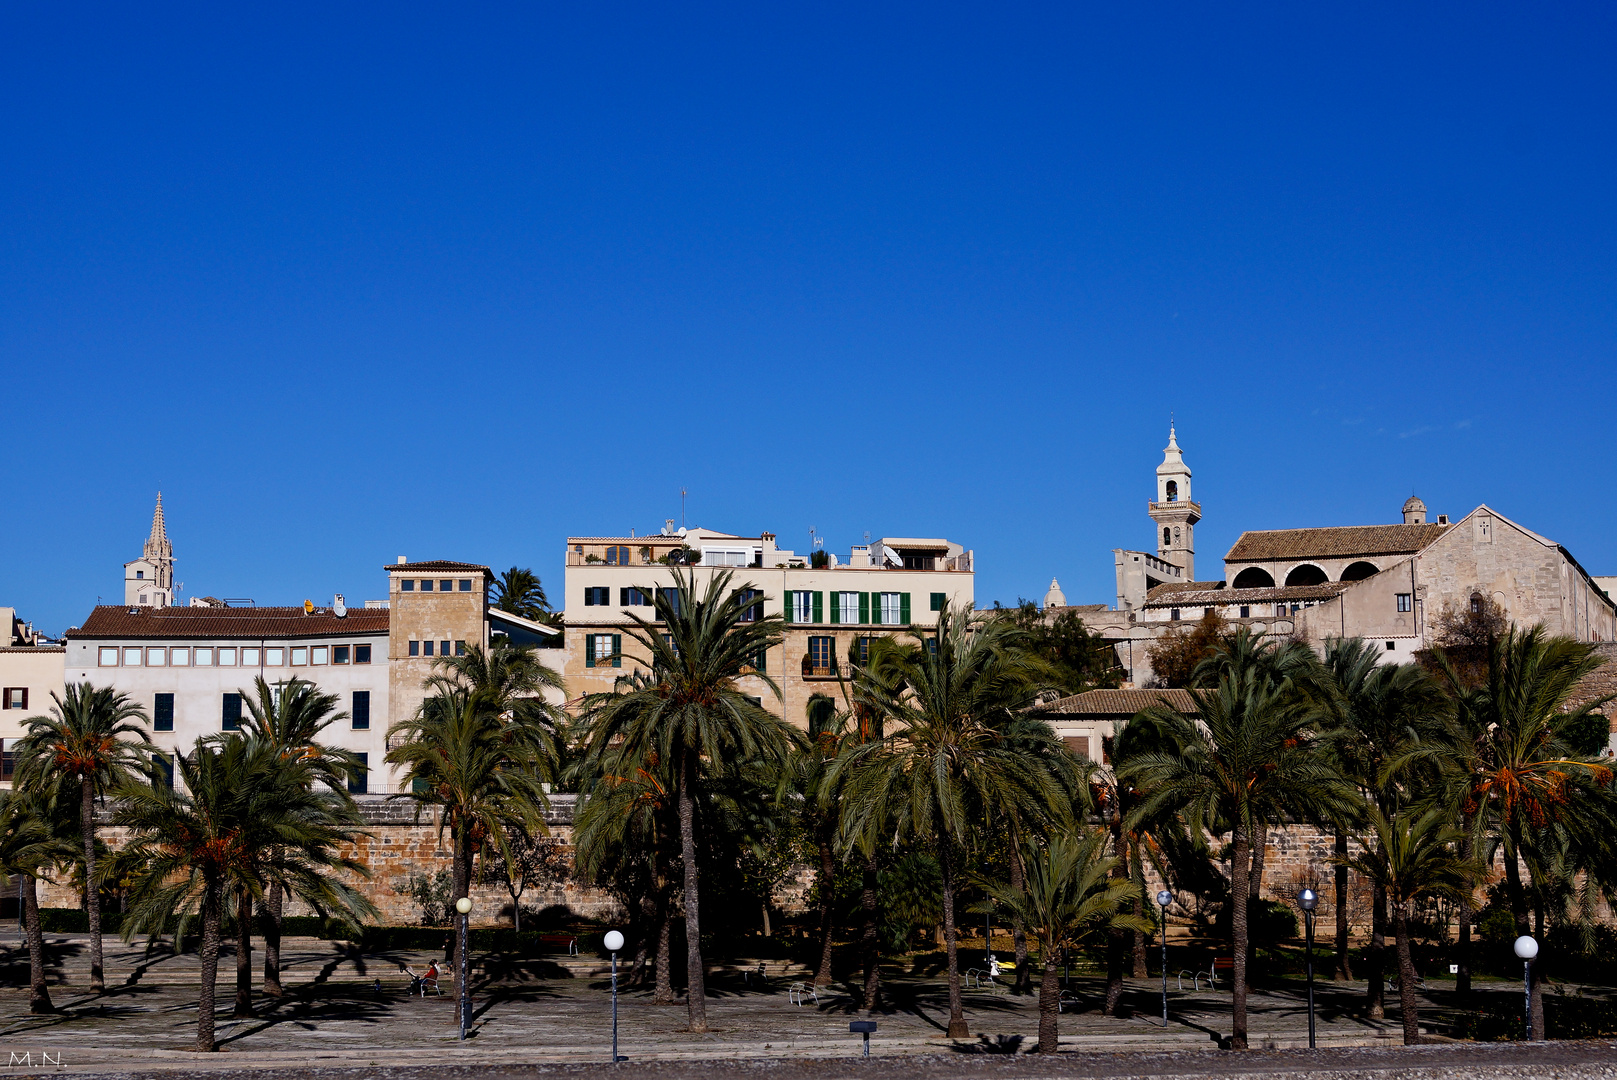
1149 425 1200 579
144 491 172 561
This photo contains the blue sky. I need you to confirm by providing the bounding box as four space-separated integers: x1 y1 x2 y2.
4 3 1616 635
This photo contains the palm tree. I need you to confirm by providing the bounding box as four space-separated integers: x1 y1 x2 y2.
581 568 794 1034
0 788 76 1014
425 642 568 773
238 676 360 996
985 830 1153 1053
794 693 861 989
1126 642 1354 1050
834 603 1066 1039
386 687 550 924
1337 807 1478 1044
492 567 551 621
1437 625 1615 1038
115 735 376 1050
1318 638 1446 1012
14 683 151 992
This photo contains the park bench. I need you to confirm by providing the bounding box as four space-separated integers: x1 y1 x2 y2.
534 932 578 954
1058 989 1081 1013
1179 958 1232 991
964 967 1002 990
787 981 818 1006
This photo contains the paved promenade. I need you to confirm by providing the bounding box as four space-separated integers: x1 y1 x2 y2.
0 934 1599 1077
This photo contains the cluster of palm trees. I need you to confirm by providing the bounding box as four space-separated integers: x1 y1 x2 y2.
1 681 376 1051
3 567 1610 1056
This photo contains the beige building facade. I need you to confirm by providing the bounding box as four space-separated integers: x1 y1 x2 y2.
558 527 974 728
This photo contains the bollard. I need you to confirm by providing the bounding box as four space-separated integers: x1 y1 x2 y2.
849 1020 877 1057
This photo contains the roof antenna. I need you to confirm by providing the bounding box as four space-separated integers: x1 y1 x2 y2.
680 487 687 529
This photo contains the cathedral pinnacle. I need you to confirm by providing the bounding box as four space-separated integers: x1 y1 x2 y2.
144 492 173 561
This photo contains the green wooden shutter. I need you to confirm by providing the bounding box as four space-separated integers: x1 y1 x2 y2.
930 591 946 612
900 593 911 625
830 591 841 624
812 591 823 624
858 592 869 624
612 634 623 668
585 634 596 668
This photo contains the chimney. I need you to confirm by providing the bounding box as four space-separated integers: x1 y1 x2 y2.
397 556 407 564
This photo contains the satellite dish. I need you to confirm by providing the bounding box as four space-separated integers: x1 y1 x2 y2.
303 599 314 615
333 594 347 618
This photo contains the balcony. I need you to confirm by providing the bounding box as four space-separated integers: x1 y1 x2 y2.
801 657 840 680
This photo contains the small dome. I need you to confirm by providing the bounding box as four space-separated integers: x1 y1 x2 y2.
1043 577 1066 609
1402 496 1426 513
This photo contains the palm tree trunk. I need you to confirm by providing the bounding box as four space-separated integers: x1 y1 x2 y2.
861 851 881 1014
1104 821 1127 1016
262 881 284 996
653 892 675 1005
449 822 470 968
1248 826 1267 902
1229 826 1250 1050
234 885 254 1017
81 776 103 993
813 837 836 987
197 881 222 1052
1009 835 1032 993
1333 828 1353 980
1130 837 1147 978
938 837 968 1039
1366 881 1387 1019
1038 952 1060 1054
1393 904 1420 1046
23 875 52 1014
678 750 708 1033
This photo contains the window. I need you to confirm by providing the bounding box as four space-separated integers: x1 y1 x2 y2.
98 647 119 666
423 641 434 657
222 693 242 731
139 593 148 605
605 546 630 566
262 647 282 666
1170 608 1181 621
455 640 466 656
219 647 239 666
420 579 434 592
1063 736 1091 760
878 592 909 625
1165 480 1178 502
355 644 371 664
737 589 763 622
584 587 610 606
153 754 173 790
1238 606 1250 618
806 635 834 674
1386 641 1396 651
170 647 190 666
154 693 174 732
1396 593 1412 613
657 587 682 616
828 592 854 624
312 646 329 665
930 592 946 612
194 647 213 666
746 646 767 672
291 647 309 666
348 753 368 795
352 690 370 730
123 647 142 666
1163 527 1171 546
146 647 167 667
1470 593 1483 614
661 632 679 658
441 639 451 656
621 587 652 606
787 591 809 623
1275 604 1286 616
2 688 26 710
333 645 350 665
585 633 622 668
409 640 420 657
460 579 474 592
136 570 144 579
401 580 415 592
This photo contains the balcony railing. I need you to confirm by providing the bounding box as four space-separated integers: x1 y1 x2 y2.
801 658 840 680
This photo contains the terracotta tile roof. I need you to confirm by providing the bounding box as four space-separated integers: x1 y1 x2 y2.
1143 583 1348 607
1143 581 1227 597
68 605 390 640
1033 688 1199 716
1225 523 1449 562
386 561 492 573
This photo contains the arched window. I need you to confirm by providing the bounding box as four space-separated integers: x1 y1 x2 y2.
1470 593 1483 615
1340 561 1380 582
1163 527 1171 546
1285 564 1328 587
605 545 629 566
1165 480 1178 502
1233 567 1275 589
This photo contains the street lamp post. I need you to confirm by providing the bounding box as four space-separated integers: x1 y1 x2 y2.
1155 890 1172 1028
1297 888 1318 1050
604 929 626 1062
455 897 472 1040
1514 935 1539 1041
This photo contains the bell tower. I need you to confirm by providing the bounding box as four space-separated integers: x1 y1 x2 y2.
124 492 176 607
1148 425 1201 579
